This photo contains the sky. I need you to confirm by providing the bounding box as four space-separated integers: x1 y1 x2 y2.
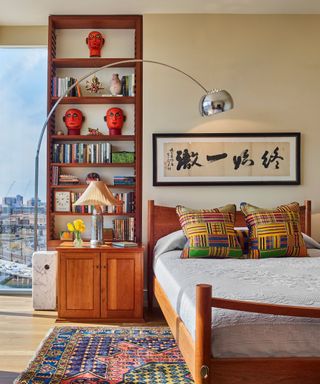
0 48 47 202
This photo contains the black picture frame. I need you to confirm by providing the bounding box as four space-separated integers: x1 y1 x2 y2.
153 132 301 186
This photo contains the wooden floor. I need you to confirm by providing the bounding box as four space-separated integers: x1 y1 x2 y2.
0 294 165 383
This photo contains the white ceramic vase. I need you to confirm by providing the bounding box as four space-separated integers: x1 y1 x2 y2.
109 74 122 95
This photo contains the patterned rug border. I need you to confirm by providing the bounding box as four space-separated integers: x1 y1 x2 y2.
14 326 191 384
14 326 56 384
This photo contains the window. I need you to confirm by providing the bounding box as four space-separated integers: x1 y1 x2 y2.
0 47 47 291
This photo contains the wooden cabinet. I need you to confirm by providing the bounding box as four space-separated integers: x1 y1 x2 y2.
47 15 143 247
57 244 144 322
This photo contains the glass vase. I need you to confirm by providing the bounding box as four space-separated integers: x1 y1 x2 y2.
73 232 83 248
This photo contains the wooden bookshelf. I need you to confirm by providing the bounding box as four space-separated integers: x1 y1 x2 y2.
52 212 135 217
47 15 143 246
52 57 136 68
51 135 135 141
50 163 135 168
50 184 135 189
51 96 135 104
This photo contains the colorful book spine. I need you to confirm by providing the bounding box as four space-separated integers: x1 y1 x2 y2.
52 76 80 97
112 217 135 241
52 142 112 164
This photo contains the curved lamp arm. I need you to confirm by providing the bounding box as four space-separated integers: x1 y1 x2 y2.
34 58 234 251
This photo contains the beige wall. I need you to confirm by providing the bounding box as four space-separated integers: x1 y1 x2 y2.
0 26 47 45
143 14 320 239
1 17 320 240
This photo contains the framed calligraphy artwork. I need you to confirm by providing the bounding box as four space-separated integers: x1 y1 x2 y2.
153 133 300 186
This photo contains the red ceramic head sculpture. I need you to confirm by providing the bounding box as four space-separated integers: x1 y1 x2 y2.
104 107 126 136
86 31 105 57
63 108 84 135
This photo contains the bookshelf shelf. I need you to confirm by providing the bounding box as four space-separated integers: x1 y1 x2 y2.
52 57 137 68
47 15 142 245
52 212 135 217
50 184 135 189
51 96 135 104
51 135 135 141
50 163 135 168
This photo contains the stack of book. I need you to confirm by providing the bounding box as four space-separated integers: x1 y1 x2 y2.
59 174 80 185
112 241 138 248
53 143 111 164
113 176 135 186
52 76 81 97
112 217 135 241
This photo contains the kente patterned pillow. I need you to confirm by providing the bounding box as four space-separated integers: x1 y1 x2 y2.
240 202 307 259
176 204 243 259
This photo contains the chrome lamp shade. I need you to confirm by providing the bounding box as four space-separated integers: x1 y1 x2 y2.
73 181 122 247
200 89 234 116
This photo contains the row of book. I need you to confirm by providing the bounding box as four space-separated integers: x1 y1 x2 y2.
120 74 135 96
106 192 135 214
68 192 135 214
51 77 81 97
53 143 111 164
113 217 135 241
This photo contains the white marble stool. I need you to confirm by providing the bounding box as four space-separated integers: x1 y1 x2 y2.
32 251 57 310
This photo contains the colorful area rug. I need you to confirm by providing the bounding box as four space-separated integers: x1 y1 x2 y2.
15 326 193 383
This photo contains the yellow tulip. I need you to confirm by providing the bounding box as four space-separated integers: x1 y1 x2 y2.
67 223 74 232
74 220 83 231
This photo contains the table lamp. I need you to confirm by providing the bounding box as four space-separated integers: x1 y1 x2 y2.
73 181 122 247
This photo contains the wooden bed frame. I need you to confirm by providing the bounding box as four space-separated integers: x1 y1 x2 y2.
147 200 320 384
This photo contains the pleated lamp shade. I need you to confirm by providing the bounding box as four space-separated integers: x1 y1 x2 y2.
73 181 122 206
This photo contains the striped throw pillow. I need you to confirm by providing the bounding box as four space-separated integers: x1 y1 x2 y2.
176 204 243 259
240 202 307 259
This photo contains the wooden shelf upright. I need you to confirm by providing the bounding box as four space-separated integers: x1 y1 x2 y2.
47 15 143 247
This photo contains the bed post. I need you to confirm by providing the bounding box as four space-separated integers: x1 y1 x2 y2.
147 200 155 310
304 200 311 237
195 284 212 384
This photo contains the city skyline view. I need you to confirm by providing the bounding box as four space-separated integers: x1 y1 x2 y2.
0 48 47 201
0 48 47 290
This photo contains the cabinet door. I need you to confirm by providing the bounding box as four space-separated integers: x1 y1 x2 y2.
58 251 100 319
101 252 143 320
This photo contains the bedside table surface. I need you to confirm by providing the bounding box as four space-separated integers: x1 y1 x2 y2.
57 242 144 252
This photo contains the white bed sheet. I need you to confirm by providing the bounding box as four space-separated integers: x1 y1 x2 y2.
154 249 320 358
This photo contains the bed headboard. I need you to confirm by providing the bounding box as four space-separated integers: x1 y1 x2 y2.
147 199 311 308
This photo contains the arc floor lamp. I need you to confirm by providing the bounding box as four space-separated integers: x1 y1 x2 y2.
34 58 234 251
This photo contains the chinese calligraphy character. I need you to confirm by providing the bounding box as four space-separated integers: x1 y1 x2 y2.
261 147 284 169
166 148 174 170
206 153 228 163
176 149 202 170
233 149 254 170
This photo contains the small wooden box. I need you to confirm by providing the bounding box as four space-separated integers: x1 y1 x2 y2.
103 228 113 241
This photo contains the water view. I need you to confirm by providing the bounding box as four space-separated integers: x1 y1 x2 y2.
0 197 46 290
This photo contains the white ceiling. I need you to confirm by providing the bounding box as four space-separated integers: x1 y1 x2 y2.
1 0 320 25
